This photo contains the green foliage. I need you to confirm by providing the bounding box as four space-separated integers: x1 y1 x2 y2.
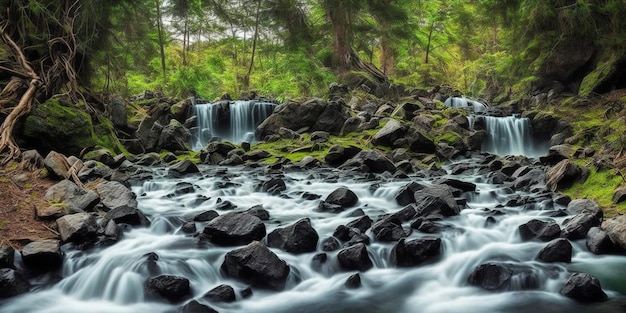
564 167 626 216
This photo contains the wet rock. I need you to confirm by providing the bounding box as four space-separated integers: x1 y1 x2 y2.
560 273 607 303
346 215 373 233
267 218 319 253
324 145 362 167
194 210 219 222
243 205 270 220
145 274 191 303
372 119 407 147
390 238 441 267
215 200 237 211
169 159 199 175
21 239 63 271
43 180 100 217
371 219 406 242
467 263 512 291
322 237 341 251
262 177 287 194
341 150 396 173
518 219 561 242
180 222 196 234
566 199 602 220
97 181 138 211
414 194 458 218
0 268 30 298
158 119 191 152
204 212 265 246
105 205 151 226
337 243 373 272
345 273 362 289
0 246 15 269
203 284 236 303
439 178 476 192
416 184 458 211
561 213 600 240
601 215 626 251
221 241 290 290
325 187 359 208
407 129 436 154
179 300 219 313
395 182 423 206
537 238 572 263
586 227 619 254
546 159 584 191
56 213 98 243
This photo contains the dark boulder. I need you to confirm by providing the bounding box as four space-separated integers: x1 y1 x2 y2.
601 215 626 251
311 99 351 134
518 219 561 242
105 205 151 226
567 199 602 220
0 268 30 298
262 178 287 194
537 238 572 263
407 129 436 154
221 241 290 290
414 194 458 217
337 243 373 272
203 284 236 303
586 227 619 254
203 212 266 246
243 205 270 220
255 98 326 139
341 150 396 173
322 237 341 251
97 181 138 211
158 119 191 152
546 159 585 191
345 273 362 289
467 263 512 291
56 213 98 243
371 219 406 242
145 274 191 303
21 239 63 271
561 213 600 240
560 273 607 303
325 187 359 208
266 218 319 253
395 182 423 206
325 145 362 167
179 300 218 313
193 210 219 222
169 159 200 175
372 119 407 147
346 215 373 233
0 245 15 269
390 238 441 267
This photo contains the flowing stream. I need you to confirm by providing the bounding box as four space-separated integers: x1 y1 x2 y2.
3 156 626 313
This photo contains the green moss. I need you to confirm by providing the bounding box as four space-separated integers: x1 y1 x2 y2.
175 151 201 163
579 52 619 96
435 132 462 145
564 167 626 216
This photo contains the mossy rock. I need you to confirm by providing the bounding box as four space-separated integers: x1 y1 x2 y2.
20 98 125 156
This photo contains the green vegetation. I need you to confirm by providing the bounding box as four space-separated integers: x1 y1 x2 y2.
565 167 626 216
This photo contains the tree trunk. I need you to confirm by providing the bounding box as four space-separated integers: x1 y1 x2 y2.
155 0 167 81
244 0 261 89
425 21 435 64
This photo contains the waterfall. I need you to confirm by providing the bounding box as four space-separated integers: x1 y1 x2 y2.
474 115 549 157
444 97 487 113
191 100 276 149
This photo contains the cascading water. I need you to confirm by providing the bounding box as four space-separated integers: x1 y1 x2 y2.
191 100 276 149
444 97 488 113
473 115 550 158
3 158 626 313
445 97 549 158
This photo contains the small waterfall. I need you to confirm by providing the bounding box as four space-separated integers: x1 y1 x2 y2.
191 100 276 149
444 97 487 113
474 115 549 157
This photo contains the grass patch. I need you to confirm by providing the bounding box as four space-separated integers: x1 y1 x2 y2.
564 167 626 216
